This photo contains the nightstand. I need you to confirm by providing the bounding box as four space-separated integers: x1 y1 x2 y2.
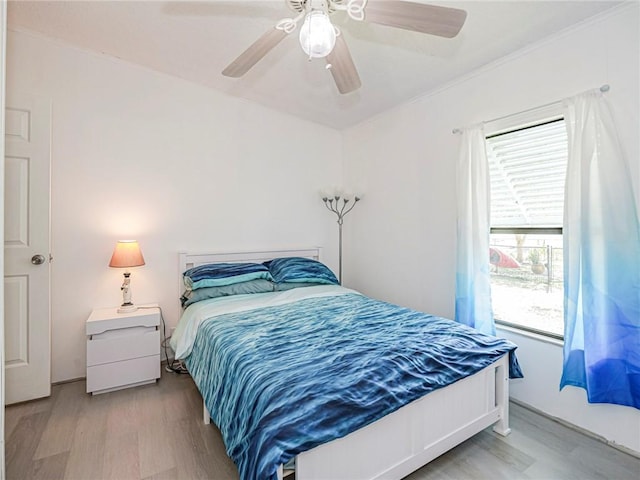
86 306 161 394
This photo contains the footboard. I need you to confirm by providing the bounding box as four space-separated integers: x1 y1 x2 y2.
290 355 511 480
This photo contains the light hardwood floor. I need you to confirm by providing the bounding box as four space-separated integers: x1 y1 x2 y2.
5 368 639 480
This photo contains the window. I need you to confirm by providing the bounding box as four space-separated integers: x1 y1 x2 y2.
486 118 567 338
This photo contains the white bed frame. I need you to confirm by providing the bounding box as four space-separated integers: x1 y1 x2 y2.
178 248 511 480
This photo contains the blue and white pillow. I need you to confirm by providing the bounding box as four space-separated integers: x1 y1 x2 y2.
265 257 339 286
181 279 275 307
183 262 274 291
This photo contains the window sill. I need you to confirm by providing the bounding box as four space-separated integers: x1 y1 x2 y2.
496 323 564 347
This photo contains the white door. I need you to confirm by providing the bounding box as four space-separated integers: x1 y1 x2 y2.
4 92 51 404
1 3 7 477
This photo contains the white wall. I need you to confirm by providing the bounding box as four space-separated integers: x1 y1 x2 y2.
343 4 640 453
6 29 342 383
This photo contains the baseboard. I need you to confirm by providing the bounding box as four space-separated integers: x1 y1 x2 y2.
52 376 85 386
510 398 640 459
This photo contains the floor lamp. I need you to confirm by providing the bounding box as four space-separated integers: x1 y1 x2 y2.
321 191 361 283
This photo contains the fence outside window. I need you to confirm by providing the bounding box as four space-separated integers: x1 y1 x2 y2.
489 241 564 337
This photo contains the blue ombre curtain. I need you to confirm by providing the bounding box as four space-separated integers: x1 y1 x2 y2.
561 90 640 409
455 126 495 336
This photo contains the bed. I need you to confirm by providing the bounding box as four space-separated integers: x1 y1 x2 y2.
171 248 521 480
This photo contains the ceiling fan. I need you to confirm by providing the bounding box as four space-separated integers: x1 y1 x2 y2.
222 0 467 94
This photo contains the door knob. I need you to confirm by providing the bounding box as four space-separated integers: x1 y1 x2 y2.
31 254 46 265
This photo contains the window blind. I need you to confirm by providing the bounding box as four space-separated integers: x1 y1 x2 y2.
487 119 568 227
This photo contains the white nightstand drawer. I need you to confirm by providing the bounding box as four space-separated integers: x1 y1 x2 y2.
86 355 160 394
87 327 159 367
87 307 160 335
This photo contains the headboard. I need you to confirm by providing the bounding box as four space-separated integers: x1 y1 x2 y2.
178 247 322 295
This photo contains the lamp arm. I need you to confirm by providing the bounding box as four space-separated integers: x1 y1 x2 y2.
323 197 360 225
341 198 359 218
323 198 340 216
323 199 335 214
338 198 350 217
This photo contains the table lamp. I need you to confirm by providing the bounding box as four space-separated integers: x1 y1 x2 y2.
109 240 145 313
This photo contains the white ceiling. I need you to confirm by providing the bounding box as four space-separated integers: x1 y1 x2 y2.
8 0 622 129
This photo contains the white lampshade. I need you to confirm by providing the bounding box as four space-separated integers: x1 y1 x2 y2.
299 11 336 58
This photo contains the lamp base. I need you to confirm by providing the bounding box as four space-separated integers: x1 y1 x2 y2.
117 304 138 314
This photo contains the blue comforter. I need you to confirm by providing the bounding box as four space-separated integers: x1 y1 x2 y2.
182 288 521 480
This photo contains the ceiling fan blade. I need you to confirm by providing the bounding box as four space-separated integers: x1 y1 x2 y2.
326 34 361 94
222 27 288 77
364 1 467 38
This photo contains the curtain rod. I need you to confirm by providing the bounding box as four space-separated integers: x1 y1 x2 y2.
451 84 610 135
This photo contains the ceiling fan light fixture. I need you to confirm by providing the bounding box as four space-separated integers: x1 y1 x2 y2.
299 10 336 58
